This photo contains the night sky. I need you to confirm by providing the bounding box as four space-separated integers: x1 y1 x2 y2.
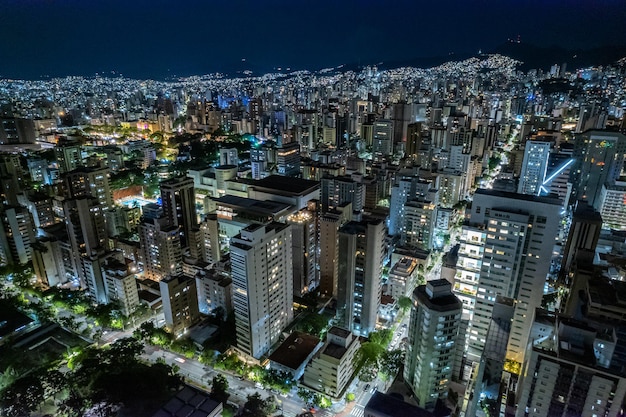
1 0 625 79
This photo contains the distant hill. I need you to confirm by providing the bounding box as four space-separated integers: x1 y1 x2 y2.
333 43 626 76
488 42 626 71
335 53 476 73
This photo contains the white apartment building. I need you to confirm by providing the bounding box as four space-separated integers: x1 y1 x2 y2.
230 222 293 360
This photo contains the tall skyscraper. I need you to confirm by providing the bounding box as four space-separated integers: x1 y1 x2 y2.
337 218 384 336
404 280 462 411
197 214 221 264
571 130 626 208
160 176 197 248
318 204 352 298
560 201 602 274
453 189 561 368
230 222 293 359
63 196 109 302
372 120 394 155
64 197 108 258
287 207 317 296
517 140 551 195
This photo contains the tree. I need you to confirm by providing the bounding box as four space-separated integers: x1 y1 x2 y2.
170 338 196 358
0 374 45 416
358 360 378 382
296 312 330 337
297 387 315 404
241 393 271 417
42 369 67 399
211 374 230 405
380 349 404 380
314 394 332 409
397 296 412 313
345 392 355 402
488 155 501 171
199 349 218 367
0 366 17 391
108 337 144 365
368 329 392 347
58 389 88 417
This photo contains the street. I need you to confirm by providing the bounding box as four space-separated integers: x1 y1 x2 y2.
141 345 309 417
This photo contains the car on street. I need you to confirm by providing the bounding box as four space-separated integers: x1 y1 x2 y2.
364 384 371 391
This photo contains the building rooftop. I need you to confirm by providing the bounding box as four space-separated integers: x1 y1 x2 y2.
365 391 434 417
0 300 35 339
269 332 321 371
414 284 461 313
214 195 292 216
151 385 222 417
252 175 319 195
322 342 349 360
328 326 351 338
474 187 562 206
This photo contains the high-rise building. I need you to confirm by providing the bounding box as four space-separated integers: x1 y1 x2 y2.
404 198 438 251
436 168 465 208
561 201 602 274
389 175 436 237
139 217 182 281
287 207 317 296
598 179 626 231
405 122 423 158
160 176 197 248
197 214 221 264
24 192 56 230
230 222 293 359
517 140 551 195
372 120 394 155
54 141 83 174
63 165 114 209
277 142 301 177
571 130 626 208
337 218 384 336
32 236 66 287
0 205 36 265
27 158 51 185
219 147 239 166
360 123 374 147
320 174 365 213
318 204 352 298
404 280 462 411
160 274 201 336
516 311 626 417
454 189 561 368
387 256 421 302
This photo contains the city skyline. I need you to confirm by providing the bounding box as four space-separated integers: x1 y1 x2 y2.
1 11 626 416
1 0 625 79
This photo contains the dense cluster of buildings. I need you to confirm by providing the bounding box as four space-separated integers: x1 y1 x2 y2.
1 54 626 416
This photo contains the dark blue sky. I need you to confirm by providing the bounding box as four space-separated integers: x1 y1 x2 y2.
1 0 625 79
